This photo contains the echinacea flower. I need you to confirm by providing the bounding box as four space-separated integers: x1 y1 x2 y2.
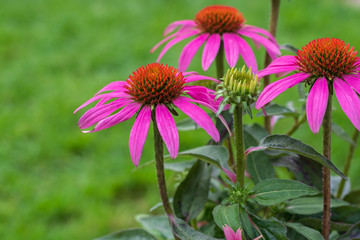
74 63 229 166
151 5 280 72
256 38 360 133
223 225 263 240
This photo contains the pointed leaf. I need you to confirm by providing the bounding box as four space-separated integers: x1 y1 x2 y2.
94 229 157 240
256 104 298 117
332 122 356 146
173 160 212 221
249 135 347 179
164 161 195 172
286 197 349 215
250 214 287 240
344 189 360 204
252 179 319 206
285 222 324 240
136 215 172 240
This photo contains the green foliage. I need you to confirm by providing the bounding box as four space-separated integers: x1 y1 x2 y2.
94 229 157 240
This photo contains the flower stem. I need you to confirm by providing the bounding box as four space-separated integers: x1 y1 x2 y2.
215 42 224 79
234 104 245 186
286 113 306 136
336 129 359 198
322 96 332 240
263 0 281 134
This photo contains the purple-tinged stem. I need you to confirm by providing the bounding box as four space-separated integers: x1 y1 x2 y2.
336 129 359 198
322 96 332 240
234 104 245 186
263 0 281 133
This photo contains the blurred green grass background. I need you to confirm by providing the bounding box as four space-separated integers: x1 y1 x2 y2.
0 0 359 239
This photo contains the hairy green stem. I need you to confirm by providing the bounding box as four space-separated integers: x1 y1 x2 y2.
234 104 245 186
152 111 180 240
336 129 359 198
263 0 281 134
322 96 332 240
286 114 306 136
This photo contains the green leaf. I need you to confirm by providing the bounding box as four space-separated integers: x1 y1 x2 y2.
286 197 349 215
338 221 360 240
285 222 324 240
212 204 259 239
244 126 275 184
256 104 298 117
177 118 199 131
94 229 157 240
331 206 360 224
136 215 172 240
298 218 353 232
244 123 268 142
165 145 229 169
170 216 221 240
250 214 287 240
251 134 347 179
164 160 195 172
331 122 356 146
344 189 360 205
252 179 319 206
173 160 212 221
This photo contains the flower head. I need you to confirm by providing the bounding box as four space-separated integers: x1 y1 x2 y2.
74 63 230 166
256 38 360 133
223 225 263 240
151 5 280 72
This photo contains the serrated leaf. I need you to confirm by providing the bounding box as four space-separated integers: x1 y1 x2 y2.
256 104 298 117
331 122 356 146
252 179 319 206
249 134 347 179
286 197 349 215
285 222 324 240
250 214 287 240
165 145 228 169
170 216 221 240
136 215 172 240
173 160 212 221
94 229 157 240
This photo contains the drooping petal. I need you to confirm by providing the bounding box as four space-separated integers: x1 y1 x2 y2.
156 30 200 63
306 77 329 133
240 25 276 43
202 33 221 71
223 33 240 68
342 74 360 94
233 34 258 72
240 31 281 59
334 78 360 131
223 167 236 183
184 74 220 83
151 32 179 53
95 81 127 95
256 73 310 109
182 71 198 76
178 33 209 72
129 106 152 166
173 96 219 142
78 98 133 129
265 55 298 67
88 102 140 132
163 20 197 36
257 56 298 78
156 104 179 159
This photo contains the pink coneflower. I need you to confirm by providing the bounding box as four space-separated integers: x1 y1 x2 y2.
151 5 280 72
223 225 263 240
74 63 229 166
256 38 360 133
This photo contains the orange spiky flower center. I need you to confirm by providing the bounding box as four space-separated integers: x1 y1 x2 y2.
195 5 244 34
125 63 185 105
296 38 360 79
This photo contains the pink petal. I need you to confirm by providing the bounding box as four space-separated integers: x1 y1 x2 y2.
78 98 133 129
182 71 198 76
129 106 152 166
223 33 240 68
343 74 360 94
266 55 298 67
156 104 179 159
256 73 310 109
156 30 200 63
306 77 329 133
223 167 236 183
173 97 219 142
163 20 196 36
178 33 209 72
233 34 258 72
151 32 179 53
257 66 297 78
88 102 140 132
223 225 236 240
334 78 360 131
95 81 127 95
245 146 267 157
240 25 276 43
235 228 243 240
202 33 221 71
239 31 281 59
184 74 220 83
